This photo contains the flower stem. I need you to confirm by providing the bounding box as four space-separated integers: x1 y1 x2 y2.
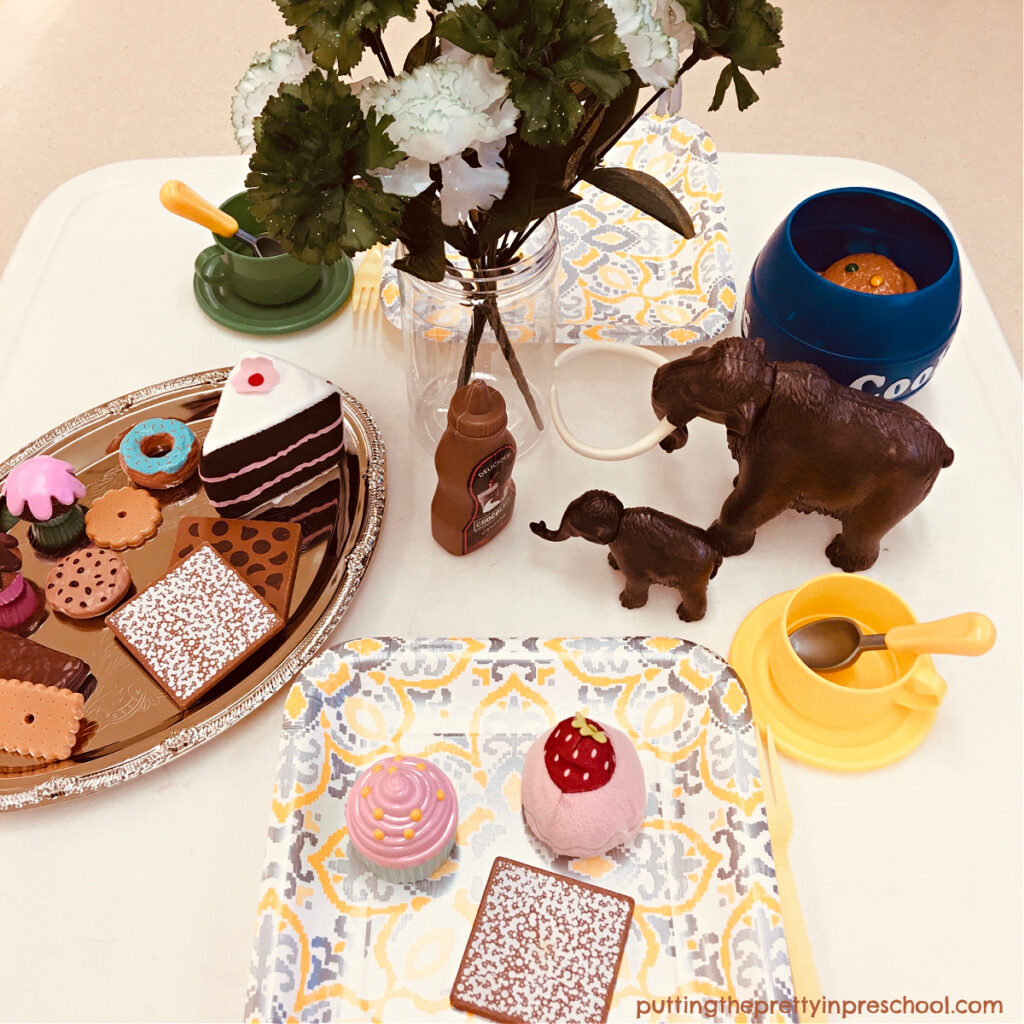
457 303 489 389
454 247 544 431
482 293 544 431
366 28 395 77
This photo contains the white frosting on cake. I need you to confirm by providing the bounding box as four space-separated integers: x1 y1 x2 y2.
203 351 339 455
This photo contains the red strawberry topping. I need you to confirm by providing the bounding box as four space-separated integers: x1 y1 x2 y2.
543 712 616 793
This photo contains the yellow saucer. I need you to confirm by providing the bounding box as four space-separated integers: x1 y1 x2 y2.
730 591 941 771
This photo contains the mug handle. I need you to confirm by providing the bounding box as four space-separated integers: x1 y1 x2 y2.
195 246 226 283
893 662 947 711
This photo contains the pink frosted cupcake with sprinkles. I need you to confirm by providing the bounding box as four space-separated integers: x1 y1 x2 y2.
346 755 458 883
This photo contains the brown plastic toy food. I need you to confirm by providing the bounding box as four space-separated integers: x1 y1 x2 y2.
651 336 954 571
84 486 162 550
107 544 283 708
44 545 132 619
170 517 300 617
0 632 92 693
450 857 634 1024
821 252 917 294
531 490 721 620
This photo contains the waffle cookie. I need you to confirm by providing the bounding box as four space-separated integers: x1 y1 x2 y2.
450 857 634 1024
0 678 85 760
169 517 300 617
107 544 284 708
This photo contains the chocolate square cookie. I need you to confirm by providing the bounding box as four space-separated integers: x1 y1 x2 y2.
170 517 300 618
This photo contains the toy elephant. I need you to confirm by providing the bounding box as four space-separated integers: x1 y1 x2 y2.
530 490 722 621
650 336 955 571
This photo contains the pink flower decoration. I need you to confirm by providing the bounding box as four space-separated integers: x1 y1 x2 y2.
3 456 86 521
230 356 279 394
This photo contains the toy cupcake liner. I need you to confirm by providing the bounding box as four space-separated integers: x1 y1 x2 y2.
0 573 27 608
28 505 85 551
348 836 455 885
0 500 17 532
0 577 40 630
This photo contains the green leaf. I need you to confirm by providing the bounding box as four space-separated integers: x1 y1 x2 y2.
393 193 446 281
678 0 783 111
273 0 419 73
580 73 640 170
530 183 581 221
709 62 733 112
435 0 629 147
246 70 407 263
582 167 694 238
475 160 539 248
731 67 759 110
403 29 439 72
725 0 784 71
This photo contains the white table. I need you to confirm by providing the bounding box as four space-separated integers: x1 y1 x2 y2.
0 155 1020 1023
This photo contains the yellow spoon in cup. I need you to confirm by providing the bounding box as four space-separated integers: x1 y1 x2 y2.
159 180 284 257
789 611 996 672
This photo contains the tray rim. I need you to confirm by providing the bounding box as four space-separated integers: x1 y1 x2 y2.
246 634 795 1023
0 367 386 812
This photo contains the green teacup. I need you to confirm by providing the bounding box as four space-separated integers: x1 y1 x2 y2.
194 192 322 306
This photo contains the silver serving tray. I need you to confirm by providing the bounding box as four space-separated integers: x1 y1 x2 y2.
0 368 385 811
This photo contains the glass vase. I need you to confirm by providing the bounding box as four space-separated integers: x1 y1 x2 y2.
398 215 560 455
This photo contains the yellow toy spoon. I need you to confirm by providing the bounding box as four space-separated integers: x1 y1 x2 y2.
789 611 996 671
159 180 283 257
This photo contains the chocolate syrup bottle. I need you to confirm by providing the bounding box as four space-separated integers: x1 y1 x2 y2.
431 380 516 555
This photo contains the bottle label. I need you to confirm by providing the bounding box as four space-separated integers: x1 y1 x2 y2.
462 444 516 553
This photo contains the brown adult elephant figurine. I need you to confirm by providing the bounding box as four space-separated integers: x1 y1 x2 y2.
530 490 722 620
647 336 954 571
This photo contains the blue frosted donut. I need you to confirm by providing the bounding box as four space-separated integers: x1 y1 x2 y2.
118 418 199 489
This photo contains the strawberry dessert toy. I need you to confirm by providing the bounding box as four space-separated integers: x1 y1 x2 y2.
521 711 646 859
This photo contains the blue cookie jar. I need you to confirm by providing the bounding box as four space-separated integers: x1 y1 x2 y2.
742 187 961 400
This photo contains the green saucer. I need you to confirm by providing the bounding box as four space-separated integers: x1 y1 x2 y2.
193 252 353 335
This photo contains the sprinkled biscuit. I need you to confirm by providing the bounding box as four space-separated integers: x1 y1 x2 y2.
107 544 283 708
450 857 634 1024
44 544 131 619
0 678 84 760
85 486 162 550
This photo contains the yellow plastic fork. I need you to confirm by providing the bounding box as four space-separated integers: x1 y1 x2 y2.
351 244 385 313
758 724 827 1022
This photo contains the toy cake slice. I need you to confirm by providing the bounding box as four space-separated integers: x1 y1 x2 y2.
200 352 345 519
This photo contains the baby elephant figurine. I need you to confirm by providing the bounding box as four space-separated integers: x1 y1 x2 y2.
530 490 722 621
651 336 955 572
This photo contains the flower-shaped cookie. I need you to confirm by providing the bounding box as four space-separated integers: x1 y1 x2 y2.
229 356 279 394
3 456 86 522
85 487 162 550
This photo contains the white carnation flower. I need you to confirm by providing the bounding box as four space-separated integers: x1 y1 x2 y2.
359 55 519 225
233 39 315 153
605 0 679 89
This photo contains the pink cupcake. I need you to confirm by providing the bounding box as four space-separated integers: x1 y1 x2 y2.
0 532 41 632
521 712 647 858
3 456 87 553
346 755 458 883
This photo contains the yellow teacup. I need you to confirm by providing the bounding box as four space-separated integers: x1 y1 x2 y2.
769 574 947 729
